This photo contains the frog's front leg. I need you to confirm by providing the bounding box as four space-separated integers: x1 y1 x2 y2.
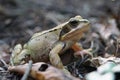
49 42 70 74
72 43 93 58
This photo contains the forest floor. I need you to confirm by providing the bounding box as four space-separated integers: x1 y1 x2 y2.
0 0 120 80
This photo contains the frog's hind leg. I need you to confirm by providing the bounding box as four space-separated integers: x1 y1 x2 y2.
49 42 70 74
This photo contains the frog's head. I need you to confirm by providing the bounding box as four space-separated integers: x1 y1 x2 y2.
60 15 90 42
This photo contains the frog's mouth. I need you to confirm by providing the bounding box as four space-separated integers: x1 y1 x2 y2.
61 19 90 41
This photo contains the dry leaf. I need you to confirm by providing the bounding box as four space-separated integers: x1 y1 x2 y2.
9 62 80 80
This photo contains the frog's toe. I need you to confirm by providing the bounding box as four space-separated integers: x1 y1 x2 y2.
74 49 93 59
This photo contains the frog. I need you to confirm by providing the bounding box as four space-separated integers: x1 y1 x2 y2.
11 15 90 74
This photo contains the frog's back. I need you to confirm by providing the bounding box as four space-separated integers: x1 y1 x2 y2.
24 22 66 62
27 32 58 51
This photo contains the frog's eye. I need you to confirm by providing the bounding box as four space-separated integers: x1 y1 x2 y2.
70 20 78 25
69 19 79 27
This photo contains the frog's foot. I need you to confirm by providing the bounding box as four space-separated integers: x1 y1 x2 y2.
74 48 93 59
11 44 23 65
11 44 32 65
71 43 93 59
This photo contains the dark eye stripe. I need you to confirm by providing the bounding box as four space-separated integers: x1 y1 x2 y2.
59 25 71 39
